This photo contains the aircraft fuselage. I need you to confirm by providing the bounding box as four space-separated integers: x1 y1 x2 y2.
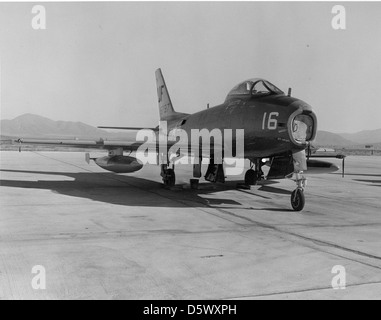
166 93 317 160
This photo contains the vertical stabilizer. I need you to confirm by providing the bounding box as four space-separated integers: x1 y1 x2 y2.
155 68 176 120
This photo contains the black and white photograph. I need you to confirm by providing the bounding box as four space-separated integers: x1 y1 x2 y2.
0 0 380 303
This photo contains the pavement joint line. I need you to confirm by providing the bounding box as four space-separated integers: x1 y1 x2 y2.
222 280 381 300
30 152 381 269
206 206 381 267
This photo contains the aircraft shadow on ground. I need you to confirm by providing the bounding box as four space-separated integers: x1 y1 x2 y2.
354 179 381 187
332 172 381 187
0 169 288 210
333 173 381 178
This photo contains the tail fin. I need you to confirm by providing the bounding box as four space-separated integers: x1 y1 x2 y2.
155 68 176 121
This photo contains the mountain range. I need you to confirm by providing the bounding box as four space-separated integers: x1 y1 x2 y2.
0 114 135 140
339 129 381 145
1 113 381 148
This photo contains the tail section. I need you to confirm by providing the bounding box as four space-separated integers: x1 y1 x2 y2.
155 68 176 121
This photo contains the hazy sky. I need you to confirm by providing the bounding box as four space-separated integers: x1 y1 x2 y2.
1 1 380 133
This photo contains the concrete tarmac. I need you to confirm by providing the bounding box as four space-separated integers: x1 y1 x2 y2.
0 151 380 300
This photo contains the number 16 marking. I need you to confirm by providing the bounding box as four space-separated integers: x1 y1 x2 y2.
262 112 279 130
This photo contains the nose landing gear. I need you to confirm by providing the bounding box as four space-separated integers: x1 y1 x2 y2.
290 172 307 211
291 188 305 211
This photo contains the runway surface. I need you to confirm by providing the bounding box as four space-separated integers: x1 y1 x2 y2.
0 151 380 299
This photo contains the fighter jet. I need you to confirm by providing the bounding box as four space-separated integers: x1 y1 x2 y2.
15 69 344 211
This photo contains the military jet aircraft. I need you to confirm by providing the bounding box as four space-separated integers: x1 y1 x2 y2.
15 69 344 211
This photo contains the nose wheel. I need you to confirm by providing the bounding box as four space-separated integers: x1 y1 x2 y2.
291 172 307 211
291 188 305 211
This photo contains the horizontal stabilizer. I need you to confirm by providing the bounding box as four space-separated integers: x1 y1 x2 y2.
98 126 157 131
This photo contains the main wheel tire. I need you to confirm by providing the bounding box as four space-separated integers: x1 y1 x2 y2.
245 169 257 185
164 169 176 187
291 189 305 211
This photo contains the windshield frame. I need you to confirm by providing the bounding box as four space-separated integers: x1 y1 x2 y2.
226 78 284 100
251 80 284 96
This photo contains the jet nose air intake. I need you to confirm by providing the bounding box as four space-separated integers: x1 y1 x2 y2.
288 102 317 146
292 114 314 143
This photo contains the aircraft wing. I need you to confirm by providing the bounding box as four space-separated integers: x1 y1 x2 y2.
307 147 346 159
14 137 153 152
307 146 346 177
14 137 229 159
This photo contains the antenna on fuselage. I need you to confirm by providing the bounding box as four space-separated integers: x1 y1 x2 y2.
287 88 292 97
207 103 209 109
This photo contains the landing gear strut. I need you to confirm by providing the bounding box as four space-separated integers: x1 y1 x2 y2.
161 164 176 187
291 172 306 211
245 159 264 186
204 159 225 183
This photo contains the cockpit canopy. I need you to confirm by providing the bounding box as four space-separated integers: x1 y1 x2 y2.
225 78 284 101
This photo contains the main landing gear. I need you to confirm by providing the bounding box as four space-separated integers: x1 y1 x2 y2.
161 164 176 187
245 159 264 186
160 154 308 211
